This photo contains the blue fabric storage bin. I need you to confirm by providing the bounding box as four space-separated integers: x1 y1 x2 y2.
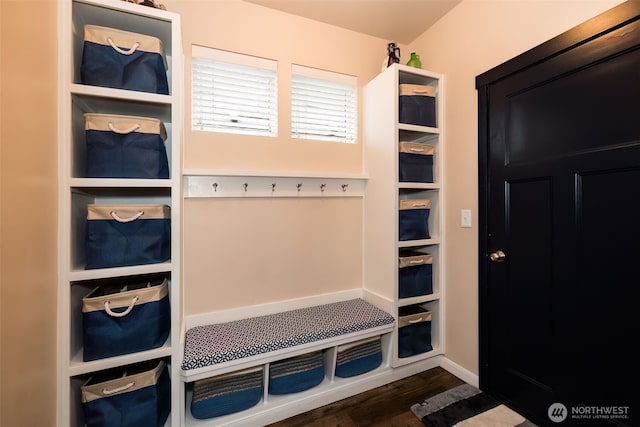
399 199 431 241
81 360 171 427
268 351 324 395
335 337 383 378
399 141 434 183
82 278 170 361
399 252 433 299
398 306 432 358
399 84 436 127
191 367 263 419
85 204 171 269
81 25 169 95
85 113 169 179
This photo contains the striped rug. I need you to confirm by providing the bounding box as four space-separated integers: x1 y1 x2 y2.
410 384 537 427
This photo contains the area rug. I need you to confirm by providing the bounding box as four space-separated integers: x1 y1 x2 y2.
410 383 537 427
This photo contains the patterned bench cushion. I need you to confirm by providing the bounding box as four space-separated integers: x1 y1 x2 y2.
182 298 395 372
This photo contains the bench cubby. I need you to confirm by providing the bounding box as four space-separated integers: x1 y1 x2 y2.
180 297 396 426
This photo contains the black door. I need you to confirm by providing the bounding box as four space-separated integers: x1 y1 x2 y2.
477 3 640 426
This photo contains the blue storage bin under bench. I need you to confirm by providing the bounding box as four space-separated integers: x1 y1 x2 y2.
190 367 263 419
334 336 383 378
268 351 325 395
181 298 394 373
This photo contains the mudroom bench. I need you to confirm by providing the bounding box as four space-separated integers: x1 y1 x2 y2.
180 296 397 426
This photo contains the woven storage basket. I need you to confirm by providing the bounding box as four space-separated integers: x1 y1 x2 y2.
268 351 325 395
191 367 263 419
335 336 383 378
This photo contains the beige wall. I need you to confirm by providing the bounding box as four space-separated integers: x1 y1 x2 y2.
163 0 400 314
184 197 363 312
409 0 625 375
164 0 405 175
0 1 58 426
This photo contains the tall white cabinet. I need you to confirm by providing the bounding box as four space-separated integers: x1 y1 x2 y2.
57 0 183 425
363 63 445 368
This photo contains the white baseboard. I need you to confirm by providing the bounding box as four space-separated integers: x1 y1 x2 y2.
438 355 479 388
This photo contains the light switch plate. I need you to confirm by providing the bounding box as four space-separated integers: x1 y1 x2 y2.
461 209 472 228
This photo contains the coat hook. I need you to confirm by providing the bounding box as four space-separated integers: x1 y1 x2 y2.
272 183 276 192
320 183 326 192
342 183 349 192
212 182 218 192
297 183 303 192
243 183 248 192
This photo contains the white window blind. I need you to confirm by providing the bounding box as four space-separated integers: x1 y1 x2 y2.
191 45 278 137
291 65 357 144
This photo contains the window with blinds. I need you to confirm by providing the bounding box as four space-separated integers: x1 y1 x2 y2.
291 65 357 144
191 45 278 137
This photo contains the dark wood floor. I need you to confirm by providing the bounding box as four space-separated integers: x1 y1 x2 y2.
266 366 465 427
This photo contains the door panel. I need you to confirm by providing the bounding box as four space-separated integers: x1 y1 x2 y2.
507 47 640 164
478 3 640 426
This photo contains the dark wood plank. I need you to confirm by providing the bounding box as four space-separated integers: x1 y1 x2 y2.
266 366 465 426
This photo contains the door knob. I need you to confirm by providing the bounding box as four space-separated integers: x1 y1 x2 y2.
489 250 506 262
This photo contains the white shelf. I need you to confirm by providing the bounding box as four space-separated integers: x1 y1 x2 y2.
68 262 174 281
70 83 175 105
58 1 183 426
69 342 173 376
398 182 440 190
70 178 173 188
363 63 445 368
183 168 368 180
398 123 440 134
397 292 441 307
398 238 441 247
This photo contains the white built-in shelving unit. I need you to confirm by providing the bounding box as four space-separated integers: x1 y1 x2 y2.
57 0 183 425
363 63 445 368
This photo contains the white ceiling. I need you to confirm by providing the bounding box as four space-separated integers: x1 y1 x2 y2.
244 0 462 44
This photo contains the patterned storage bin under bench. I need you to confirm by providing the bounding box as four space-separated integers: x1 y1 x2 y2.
181 298 395 373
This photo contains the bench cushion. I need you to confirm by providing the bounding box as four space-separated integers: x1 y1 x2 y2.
182 298 394 372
